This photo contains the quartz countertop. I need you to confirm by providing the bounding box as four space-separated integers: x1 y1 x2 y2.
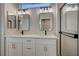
5 35 59 39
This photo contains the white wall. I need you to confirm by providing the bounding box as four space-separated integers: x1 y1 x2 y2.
4 3 58 36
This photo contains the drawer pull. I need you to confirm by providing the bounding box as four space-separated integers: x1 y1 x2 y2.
26 40 31 42
26 48 32 49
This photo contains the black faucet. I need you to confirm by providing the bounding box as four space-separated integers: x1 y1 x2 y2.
45 30 47 35
21 30 24 35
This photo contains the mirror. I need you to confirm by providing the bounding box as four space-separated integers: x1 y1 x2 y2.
39 13 54 31
41 19 50 31
7 14 16 29
18 14 30 31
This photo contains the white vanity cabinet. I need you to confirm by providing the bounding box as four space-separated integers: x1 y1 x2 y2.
6 37 57 56
6 37 22 56
36 39 57 56
23 38 35 56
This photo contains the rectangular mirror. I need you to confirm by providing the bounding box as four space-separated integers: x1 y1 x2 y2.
7 15 16 29
39 13 54 31
41 19 50 31
18 14 30 31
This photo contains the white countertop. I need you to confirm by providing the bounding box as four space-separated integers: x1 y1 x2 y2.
5 35 59 39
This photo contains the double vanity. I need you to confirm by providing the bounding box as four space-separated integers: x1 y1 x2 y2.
5 35 58 56
5 11 58 56
4 4 58 56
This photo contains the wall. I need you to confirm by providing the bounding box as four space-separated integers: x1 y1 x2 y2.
4 3 57 36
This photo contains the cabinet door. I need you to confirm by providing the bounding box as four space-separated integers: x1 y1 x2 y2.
23 38 35 56
36 39 57 56
6 38 22 56
36 39 45 56
45 39 57 56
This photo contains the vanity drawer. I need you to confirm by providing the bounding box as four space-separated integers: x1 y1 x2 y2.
23 39 35 56
23 39 35 46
